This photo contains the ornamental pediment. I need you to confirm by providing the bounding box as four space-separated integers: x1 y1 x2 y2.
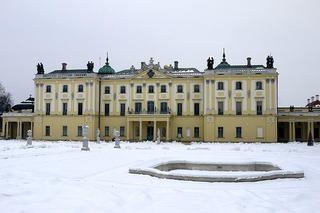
132 68 171 80
130 57 171 80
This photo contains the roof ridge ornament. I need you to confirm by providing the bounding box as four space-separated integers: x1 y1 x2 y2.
222 48 226 62
106 52 109 65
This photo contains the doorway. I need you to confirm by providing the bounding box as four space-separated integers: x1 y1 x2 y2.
147 126 154 141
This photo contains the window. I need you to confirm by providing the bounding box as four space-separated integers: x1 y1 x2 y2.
148 85 154 93
147 101 154 113
46 85 51 93
194 127 200 138
45 103 50 115
62 85 68 93
120 126 125 137
78 85 84 92
120 103 125 116
104 86 110 94
177 85 183 93
105 126 109 136
161 85 166 93
218 101 224 115
194 84 200 93
256 101 263 115
105 103 110 116
77 126 83 137
161 128 166 137
235 81 242 90
45 126 50 136
256 81 263 90
236 127 242 138
186 128 190 137
135 102 142 114
177 127 183 138
78 103 83 115
135 127 140 137
62 103 68 115
194 103 200 116
62 126 68 136
218 127 224 138
120 86 126 94
257 127 263 138
236 101 242 115
177 103 183 116
217 82 224 90
160 102 167 114
136 85 142 93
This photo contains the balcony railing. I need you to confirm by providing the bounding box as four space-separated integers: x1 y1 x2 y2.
127 109 171 115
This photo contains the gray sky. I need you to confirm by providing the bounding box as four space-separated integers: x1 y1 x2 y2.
1 0 319 106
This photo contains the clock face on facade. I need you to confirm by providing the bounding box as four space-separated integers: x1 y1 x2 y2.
147 69 155 78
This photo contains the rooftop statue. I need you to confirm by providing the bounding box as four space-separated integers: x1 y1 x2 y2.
36 63 44 74
87 61 94 72
207 57 214 70
266 56 274 68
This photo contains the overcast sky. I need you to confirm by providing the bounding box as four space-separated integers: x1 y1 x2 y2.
1 0 319 106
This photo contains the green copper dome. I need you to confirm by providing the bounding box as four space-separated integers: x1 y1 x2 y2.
98 56 115 74
215 48 231 69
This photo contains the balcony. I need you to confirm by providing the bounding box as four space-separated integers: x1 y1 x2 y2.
126 108 172 121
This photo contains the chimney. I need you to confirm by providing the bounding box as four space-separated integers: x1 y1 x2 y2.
247 57 252 67
311 96 315 102
316 95 319 101
174 61 179 70
62 63 67 70
141 62 146 69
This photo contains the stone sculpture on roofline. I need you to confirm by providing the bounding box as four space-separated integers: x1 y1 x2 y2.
207 57 214 70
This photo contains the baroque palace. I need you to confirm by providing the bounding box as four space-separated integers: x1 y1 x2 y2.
1 52 320 142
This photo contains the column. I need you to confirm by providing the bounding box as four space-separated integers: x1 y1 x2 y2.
31 122 33 137
289 122 292 142
292 122 296 142
16 122 20 139
307 121 311 140
5 122 9 139
1 120 5 138
311 121 314 139
166 119 170 141
153 121 156 141
126 120 130 140
139 120 142 141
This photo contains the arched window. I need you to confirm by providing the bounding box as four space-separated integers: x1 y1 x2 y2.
78 85 84 92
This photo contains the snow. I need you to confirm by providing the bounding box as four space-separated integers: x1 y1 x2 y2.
0 140 320 213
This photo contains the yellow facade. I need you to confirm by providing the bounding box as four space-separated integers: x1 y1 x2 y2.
30 56 279 142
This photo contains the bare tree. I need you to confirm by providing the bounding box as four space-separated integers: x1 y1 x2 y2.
0 83 13 114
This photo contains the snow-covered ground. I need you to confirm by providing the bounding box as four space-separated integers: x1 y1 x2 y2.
0 140 319 213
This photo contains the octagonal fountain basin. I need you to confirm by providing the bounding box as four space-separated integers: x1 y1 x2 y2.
129 160 304 182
